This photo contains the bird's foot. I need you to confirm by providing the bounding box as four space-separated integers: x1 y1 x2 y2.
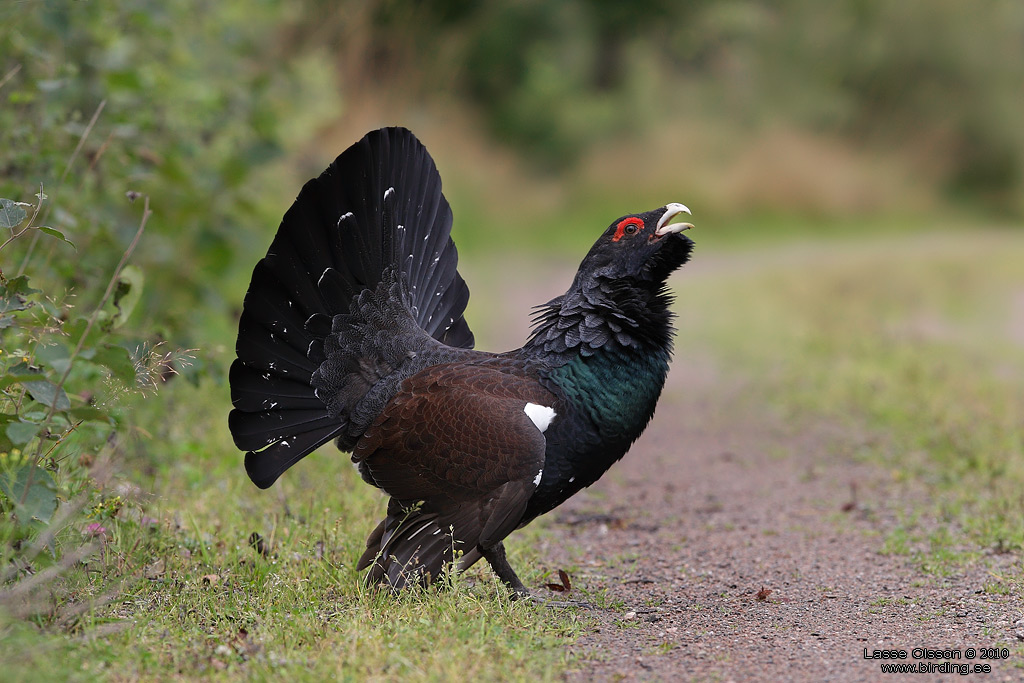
523 591 594 609
483 543 593 608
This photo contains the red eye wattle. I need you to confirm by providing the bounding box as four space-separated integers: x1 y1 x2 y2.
612 217 645 242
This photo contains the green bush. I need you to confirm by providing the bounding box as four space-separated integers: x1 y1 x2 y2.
1 0 328 347
0 189 167 624
0 0 331 629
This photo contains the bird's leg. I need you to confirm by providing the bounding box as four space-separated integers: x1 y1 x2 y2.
482 542 530 598
481 542 593 609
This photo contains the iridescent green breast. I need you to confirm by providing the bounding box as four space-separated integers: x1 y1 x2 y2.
547 348 670 442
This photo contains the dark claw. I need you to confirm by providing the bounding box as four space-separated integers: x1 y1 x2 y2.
527 593 595 609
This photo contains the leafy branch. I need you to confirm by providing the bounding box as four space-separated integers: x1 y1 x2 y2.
16 195 150 505
0 189 76 254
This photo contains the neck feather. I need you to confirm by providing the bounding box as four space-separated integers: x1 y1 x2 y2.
524 276 676 364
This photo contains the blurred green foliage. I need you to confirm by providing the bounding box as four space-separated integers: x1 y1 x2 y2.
0 0 332 631
4 1 1021 346
0 195 162 619
1 0 333 349
313 0 1024 213
727 0 1024 209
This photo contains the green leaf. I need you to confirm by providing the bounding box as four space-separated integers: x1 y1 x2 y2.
0 465 58 524
0 198 28 229
64 317 103 349
90 344 136 384
3 276 39 296
37 226 77 250
0 296 31 315
6 420 40 445
0 371 41 390
69 406 114 424
35 341 70 365
36 342 71 374
110 265 144 328
1 275 38 315
24 380 71 412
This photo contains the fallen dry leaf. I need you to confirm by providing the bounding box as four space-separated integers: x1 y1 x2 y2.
544 568 573 592
756 585 773 601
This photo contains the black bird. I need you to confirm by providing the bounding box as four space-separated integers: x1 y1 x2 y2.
229 127 694 595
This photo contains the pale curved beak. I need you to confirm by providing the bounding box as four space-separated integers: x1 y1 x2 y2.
655 203 694 236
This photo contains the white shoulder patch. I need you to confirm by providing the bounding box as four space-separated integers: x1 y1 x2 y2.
524 402 556 432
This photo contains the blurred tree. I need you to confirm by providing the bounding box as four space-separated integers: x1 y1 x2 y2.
581 0 678 90
683 0 1024 213
290 0 1024 213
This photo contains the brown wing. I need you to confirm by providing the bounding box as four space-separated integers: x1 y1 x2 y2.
353 362 558 588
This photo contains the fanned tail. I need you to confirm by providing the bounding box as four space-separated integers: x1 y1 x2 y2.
229 127 475 488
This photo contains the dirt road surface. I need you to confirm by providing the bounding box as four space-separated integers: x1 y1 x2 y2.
545 360 1021 681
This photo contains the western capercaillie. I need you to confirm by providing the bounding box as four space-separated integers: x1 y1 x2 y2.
229 127 694 595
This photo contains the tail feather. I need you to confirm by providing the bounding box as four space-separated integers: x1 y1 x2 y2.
234 321 313 379
316 266 361 311
424 272 472 342
229 406 339 448
358 500 487 589
228 362 325 411
230 127 475 488
241 419 342 489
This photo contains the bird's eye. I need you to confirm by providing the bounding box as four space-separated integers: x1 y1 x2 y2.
612 217 645 242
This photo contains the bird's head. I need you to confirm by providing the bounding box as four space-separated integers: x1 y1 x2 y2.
576 203 694 287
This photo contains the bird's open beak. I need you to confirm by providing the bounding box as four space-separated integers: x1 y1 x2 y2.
655 203 694 237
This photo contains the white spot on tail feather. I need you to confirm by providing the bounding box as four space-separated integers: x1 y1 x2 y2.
407 521 432 541
384 187 395 201
524 403 556 432
337 211 353 227
533 469 543 486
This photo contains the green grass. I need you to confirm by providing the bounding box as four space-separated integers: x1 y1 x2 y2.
1 376 585 681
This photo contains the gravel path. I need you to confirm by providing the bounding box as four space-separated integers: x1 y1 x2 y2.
538 358 1023 682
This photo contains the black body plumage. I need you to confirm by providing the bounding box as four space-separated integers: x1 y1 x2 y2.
229 127 694 594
